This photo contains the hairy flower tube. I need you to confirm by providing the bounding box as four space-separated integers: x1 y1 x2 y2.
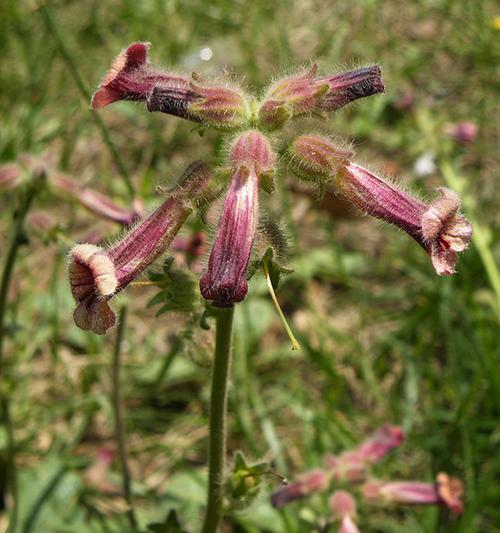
259 64 384 129
289 134 472 275
200 130 275 307
329 491 360 533
91 42 190 110
69 163 210 333
361 473 463 513
92 42 249 129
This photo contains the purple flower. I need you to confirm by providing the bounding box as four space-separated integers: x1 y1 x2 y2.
325 425 405 482
91 42 191 111
329 491 360 533
271 469 329 508
200 130 275 307
51 174 142 225
336 163 472 275
259 65 384 129
68 162 211 333
361 472 463 513
315 65 384 112
444 121 478 144
92 43 249 128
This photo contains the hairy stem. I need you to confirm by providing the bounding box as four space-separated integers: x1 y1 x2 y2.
0 185 38 533
201 307 235 533
111 306 138 531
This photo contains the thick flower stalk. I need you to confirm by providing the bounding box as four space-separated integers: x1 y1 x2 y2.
200 130 275 307
69 163 210 334
289 134 472 275
361 472 463 513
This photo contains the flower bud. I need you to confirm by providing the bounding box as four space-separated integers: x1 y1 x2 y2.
259 65 329 129
329 491 360 533
200 131 274 307
186 78 249 130
315 65 384 112
271 469 329 508
361 472 463 513
0 164 23 190
335 163 472 275
352 424 405 464
288 134 352 183
91 42 190 109
51 174 142 225
67 163 212 334
444 121 477 144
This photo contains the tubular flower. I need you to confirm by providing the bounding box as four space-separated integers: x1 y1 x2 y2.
315 65 384 112
325 425 405 482
329 491 360 533
259 65 384 129
68 162 211 334
288 134 472 275
271 469 330 508
92 42 249 128
336 164 472 275
51 174 142 225
91 42 190 110
361 472 463 513
200 131 275 307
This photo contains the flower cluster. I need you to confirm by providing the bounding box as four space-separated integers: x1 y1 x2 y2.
73 42 472 333
270 425 463 531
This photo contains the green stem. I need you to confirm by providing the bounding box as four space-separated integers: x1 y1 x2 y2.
0 185 38 533
38 3 135 200
201 307 235 533
111 306 138 531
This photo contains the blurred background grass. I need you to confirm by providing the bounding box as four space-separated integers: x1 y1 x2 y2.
0 0 499 531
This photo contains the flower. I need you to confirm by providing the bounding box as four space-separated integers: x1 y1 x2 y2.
361 472 463 513
337 164 472 275
91 42 191 111
200 131 274 307
259 65 384 129
271 469 329 508
69 163 211 333
92 42 249 128
315 65 384 112
329 491 360 533
325 425 405 482
51 174 142 225
444 121 478 144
